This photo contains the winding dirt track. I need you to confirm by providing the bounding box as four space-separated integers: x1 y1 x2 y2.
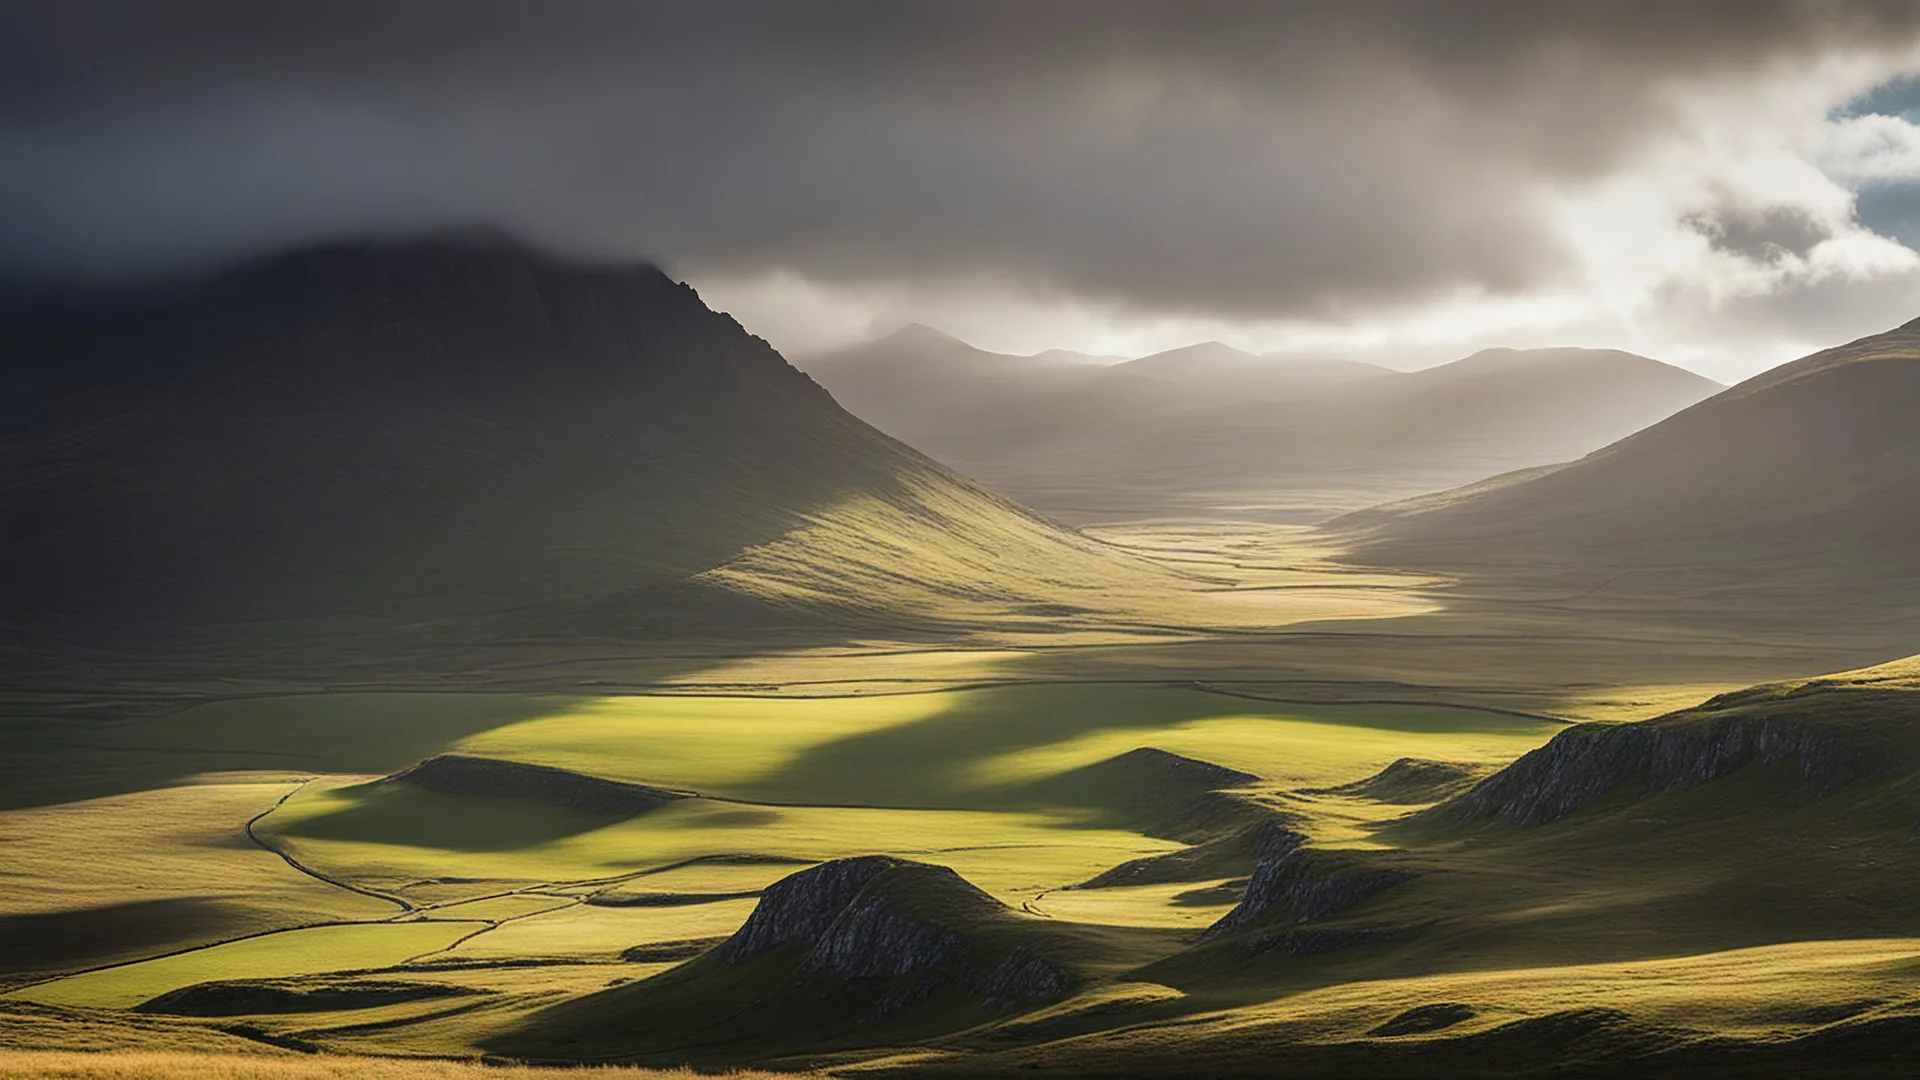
243 781 414 913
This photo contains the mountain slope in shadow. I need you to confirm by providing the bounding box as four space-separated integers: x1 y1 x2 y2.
0 238 1167 659
1340 318 1920 642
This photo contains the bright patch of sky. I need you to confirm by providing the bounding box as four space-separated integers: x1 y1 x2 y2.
700 62 1920 383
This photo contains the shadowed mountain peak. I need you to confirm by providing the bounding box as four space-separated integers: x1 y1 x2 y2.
0 237 1168 662
880 322 967 347
1114 341 1263 378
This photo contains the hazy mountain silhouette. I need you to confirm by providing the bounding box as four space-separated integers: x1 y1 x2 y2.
803 332 1720 521
1343 319 1920 636
800 328 1179 481
0 239 1159 657
1132 345 1722 485
1115 340 1390 389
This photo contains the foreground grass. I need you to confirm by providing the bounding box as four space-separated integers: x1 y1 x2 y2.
0 1050 799 1079
0 779 400 981
14 923 484 1010
868 939 1920 1078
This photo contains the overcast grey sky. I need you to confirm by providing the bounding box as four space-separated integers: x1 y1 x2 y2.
8 1 1920 378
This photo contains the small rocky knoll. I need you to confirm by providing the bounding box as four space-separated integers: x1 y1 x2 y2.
719 856 1076 1012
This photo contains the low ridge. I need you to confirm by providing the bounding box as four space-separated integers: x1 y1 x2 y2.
382 754 692 817
135 978 478 1017
1020 746 1265 841
1310 758 1487 804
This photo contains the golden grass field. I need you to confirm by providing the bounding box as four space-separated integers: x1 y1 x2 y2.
0 1050 804 1079
8 519 1916 1075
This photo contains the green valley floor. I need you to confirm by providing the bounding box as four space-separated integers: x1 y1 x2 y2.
8 523 1920 1076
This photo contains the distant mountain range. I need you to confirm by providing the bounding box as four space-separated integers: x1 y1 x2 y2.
1340 317 1920 641
800 329 1721 521
0 240 1170 663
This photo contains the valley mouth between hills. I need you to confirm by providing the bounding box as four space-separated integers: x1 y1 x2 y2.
9 243 1920 1080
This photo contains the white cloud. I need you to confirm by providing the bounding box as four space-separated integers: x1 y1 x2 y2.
697 51 1920 383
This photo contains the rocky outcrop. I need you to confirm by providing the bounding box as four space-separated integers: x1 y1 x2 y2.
976 947 1075 1009
1204 831 1415 939
1423 711 1867 829
718 856 913 962
383 754 691 816
716 856 1076 1014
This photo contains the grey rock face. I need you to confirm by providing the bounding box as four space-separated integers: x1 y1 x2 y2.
1428 712 1865 828
718 856 902 964
715 856 1075 1015
978 947 1074 1008
1205 830 1414 939
800 891 961 979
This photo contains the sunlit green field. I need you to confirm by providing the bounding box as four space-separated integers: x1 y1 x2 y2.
267 788 1186 900
133 685 1552 804
14 922 484 1010
2 682 1559 1057
12 664 1920 1077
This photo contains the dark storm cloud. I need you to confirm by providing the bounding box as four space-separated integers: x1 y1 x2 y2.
5 1 1920 318
1687 202 1836 263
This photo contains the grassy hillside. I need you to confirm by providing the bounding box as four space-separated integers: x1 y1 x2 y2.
853 658 1920 1077
1342 318 1920 643
0 239 1176 667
